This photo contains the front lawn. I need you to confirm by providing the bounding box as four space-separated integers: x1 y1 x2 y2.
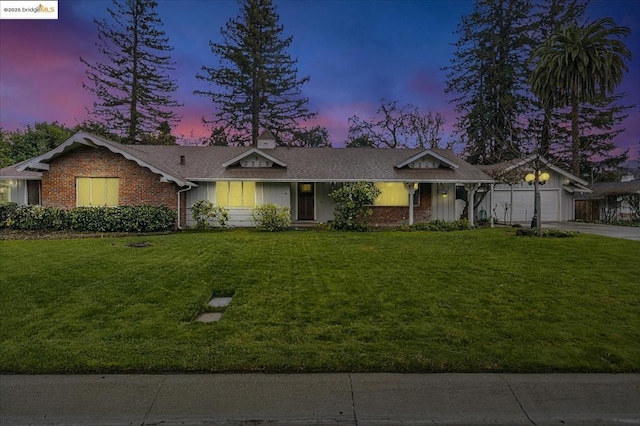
1 228 639 373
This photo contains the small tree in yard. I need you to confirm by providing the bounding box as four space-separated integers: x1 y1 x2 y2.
329 182 381 231
621 194 640 220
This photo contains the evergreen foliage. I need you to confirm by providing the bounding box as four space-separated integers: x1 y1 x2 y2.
329 182 381 231
251 203 292 231
0 122 73 167
191 200 229 229
528 0 588 155
195 0 315 146
81 0 181 144
444 0 533 164
1 204 176 232
550 94 632 181
529 17 632 176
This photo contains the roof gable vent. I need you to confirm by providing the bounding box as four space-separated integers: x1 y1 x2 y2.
408 158 440 169
240 154 274 168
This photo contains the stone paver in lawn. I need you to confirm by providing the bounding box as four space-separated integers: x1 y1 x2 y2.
208 297 233 308
195 312 223 323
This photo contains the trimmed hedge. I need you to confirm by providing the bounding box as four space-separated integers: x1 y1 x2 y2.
251 203 292 231
410 219 471 231
1 204 176 232
515 228 576 238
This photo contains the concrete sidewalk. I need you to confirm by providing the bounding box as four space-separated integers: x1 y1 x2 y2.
1 374 639 425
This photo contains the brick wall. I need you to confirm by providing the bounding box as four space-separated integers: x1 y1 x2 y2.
370 183 432 225
41 146 184 226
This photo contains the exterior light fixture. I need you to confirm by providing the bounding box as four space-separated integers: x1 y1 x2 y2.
525 170 551 231
525 171 549 186
405 182 418 191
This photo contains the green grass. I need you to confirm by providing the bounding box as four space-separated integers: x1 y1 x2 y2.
1 228 639 373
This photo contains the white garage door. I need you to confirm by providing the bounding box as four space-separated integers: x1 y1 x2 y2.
540 190 559 221
490 189 559 223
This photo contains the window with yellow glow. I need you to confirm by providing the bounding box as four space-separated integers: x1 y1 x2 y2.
374 182 409 206
0 182 10 203
76 177 119 207
216 181 256 207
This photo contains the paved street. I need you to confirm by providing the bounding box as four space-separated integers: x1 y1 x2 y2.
1 373 639 425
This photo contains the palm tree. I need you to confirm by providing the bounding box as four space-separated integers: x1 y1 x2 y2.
529 18 631 177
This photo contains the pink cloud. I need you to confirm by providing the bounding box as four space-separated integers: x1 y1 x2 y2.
407 70 447 105
0 15 97 130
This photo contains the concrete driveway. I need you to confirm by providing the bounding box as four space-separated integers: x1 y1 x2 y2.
543 221 640 241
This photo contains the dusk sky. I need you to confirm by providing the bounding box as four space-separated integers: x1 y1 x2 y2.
0 0 638 160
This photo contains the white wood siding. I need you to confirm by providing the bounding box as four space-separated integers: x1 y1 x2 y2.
186 181 292 227
431 183 456 221
316 182 336 223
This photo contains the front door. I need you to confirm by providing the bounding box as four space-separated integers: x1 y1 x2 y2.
297 182 314 220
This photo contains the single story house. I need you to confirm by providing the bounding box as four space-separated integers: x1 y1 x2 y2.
477 156 591 224
574 175 640 222
0 131 495 228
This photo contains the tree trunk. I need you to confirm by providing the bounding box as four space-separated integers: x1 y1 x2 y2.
571 93 580 177
536 182 542 237
541 106 551 155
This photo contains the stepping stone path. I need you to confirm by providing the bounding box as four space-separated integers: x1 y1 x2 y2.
195 296 233 323
208 297 233 308
195 312 222 323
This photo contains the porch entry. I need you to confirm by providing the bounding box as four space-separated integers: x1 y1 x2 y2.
297 182 315 220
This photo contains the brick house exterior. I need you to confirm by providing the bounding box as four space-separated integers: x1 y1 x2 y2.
42 146 180 214
3 131 495 228
370 184 432 225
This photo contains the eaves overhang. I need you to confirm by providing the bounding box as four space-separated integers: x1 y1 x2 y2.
16 131 196 188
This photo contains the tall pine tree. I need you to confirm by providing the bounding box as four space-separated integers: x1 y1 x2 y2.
551 94 631 181
195 0 315 146
81 0 181 144
444 0 533 165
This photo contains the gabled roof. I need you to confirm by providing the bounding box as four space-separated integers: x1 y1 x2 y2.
4 132 494 184
590 179 640 197
221 147 287 168
0 160 42 180
16 131 195 187
395 150 459 169
150 146 492 183
480 155 590 187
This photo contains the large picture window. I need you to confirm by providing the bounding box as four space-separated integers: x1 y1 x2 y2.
76 177 119 207
216 181 256 208
372 182 410 206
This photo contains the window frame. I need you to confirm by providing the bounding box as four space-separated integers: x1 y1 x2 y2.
76 177 119 207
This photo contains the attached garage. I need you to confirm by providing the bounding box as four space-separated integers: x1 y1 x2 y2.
478 156 591 224
489 188 560 223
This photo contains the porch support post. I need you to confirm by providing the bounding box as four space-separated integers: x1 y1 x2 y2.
509 184 514 225
406 182 416 225
465 183 480 227
490 183 494 228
